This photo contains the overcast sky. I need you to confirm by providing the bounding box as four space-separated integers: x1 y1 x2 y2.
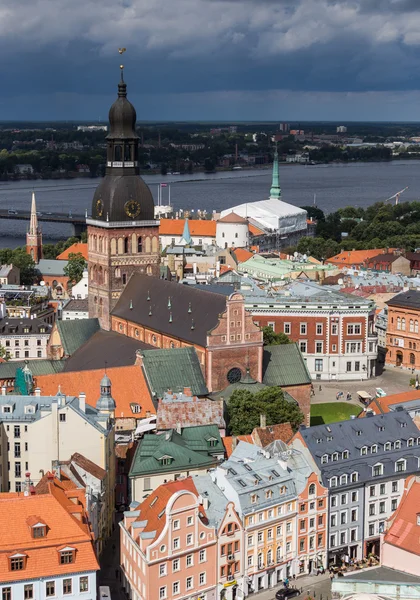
3 0 420 121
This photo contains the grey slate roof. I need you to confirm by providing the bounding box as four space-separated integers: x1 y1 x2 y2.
0 393 109 433
63 298 89 312
0 359 65 379
0 317 52 336
140 347 208 399
263 343 312 387
194 474 231 530
386 289 420 310
56 318 100 356
37 259 68 277
343 566 420 584
300 411 420 487
63 330 154 372
111 273 228 346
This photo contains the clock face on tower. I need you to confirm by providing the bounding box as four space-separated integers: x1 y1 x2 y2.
96 198 104 217
125 199 141 219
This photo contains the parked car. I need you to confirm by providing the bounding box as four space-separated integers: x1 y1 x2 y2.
7 210 18 215
275 588 300 600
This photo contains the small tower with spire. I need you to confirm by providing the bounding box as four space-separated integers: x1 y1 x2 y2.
269 145 282 200
26 192 42 263
179 218 192 246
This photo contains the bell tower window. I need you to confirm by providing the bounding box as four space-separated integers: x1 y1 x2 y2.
138 237 142 253
124 145 131 161
114 145 122 161
124 238 129 254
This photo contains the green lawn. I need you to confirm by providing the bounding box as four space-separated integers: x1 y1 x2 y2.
310 402 361 426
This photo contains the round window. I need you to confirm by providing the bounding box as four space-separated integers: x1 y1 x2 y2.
170 342 175 349
200 532 205 539
227 367 242 384
160 544 166 553
135 329 139 338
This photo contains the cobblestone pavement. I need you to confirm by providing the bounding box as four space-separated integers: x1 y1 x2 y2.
97 515 125 600
310 365 416 407
252 572 331 600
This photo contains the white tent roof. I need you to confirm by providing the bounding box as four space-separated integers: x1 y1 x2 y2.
220 199 307 233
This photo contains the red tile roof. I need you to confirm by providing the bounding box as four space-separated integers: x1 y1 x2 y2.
134 478 202 540
56 243 88 260
253 423 294 446
249 223 265 236
0 480 98 582
35 365 155 420
222 435 254 457
218 212 248 224
384 479 420 556
159 219 216 237
232 248 254 264
157 397 225 430
325 249 392 267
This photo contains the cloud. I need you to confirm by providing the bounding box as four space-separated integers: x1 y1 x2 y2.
2 0 420 118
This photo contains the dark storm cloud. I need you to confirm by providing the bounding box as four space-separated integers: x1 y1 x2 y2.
2 0 420 118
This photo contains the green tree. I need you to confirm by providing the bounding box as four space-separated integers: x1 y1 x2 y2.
0 344 8 360
262 326 291 346
300 206 325 222
9 249 37 285
227 387 304 436
63 252 87 285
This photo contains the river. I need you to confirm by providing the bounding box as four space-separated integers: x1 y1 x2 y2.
0 159 419 248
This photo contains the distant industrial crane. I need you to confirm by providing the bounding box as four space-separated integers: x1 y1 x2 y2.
385 186 409 205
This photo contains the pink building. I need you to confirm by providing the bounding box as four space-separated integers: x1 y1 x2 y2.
120 478 218 600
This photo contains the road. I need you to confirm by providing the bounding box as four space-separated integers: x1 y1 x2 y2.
254 572 331 600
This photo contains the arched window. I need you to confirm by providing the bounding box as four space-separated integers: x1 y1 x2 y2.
410 353 415 365
138 237 143 253
99 298 103 317
402 318 406 331
276 546 282 563
115 267 121 279
117 238 124 255
145 237 151 253
124 144 131 161
152 236 159 253
416 321 419 333
397 317 401 330
98 266 103 285
98 237 103 253
124 237 129 254
257 553 263 569
104 269 108 285
131 233 137 253
308 483 316 495
146 265 153 275
267 549 272 566
410 319 414 332
114 145 122 161
110 238 116 255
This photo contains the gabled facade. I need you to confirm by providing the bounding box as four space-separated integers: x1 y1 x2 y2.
120 478 218 600
296 472 328 575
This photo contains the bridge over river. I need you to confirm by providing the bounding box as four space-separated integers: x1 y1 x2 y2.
0 211 87 236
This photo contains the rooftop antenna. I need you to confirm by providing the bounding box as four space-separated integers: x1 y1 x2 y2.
104 360 107 374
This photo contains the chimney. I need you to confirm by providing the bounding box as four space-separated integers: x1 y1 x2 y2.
193 262 197 275
34 388 41 397
79 392 86 413
232 435 237 450
176 422 182 434
216 261 221 278
135 350 144 367
183 387 192 397
23 472 31 496
1 386 6 396
260 414 267 429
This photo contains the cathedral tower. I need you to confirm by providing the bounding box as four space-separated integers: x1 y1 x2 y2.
26 192 42 263
87 66 160 330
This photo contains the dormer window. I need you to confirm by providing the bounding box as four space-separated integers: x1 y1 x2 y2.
321 454 328 464
395 459 406 473
351 472 358 482
342 451 349 459
207 437 218 448
159 456 173 466
371 445 378 454
59 548 75 564
385 442 391 451
417 513 420 526
361 446 367 456
408 438 414 447
356 430 362 436
373 463 383 477
130 403 141 414
9 553 26 571
394 440 401 449
340 475 348 485
330 477 337 488
332 452 339 462
266 490 273 499
33 526 46 538
251 494 258 504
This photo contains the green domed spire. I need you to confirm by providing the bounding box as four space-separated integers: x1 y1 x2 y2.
270 146 281 200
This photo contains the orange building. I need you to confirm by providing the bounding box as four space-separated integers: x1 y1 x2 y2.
0 476 99 597
386 290 420 369
57 243 88 260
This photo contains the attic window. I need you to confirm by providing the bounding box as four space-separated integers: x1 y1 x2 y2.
130 403 141 414
9 554 26 571
159 456 173 466
244 464 252 472
207 438 218 448
228 468 237 476
271 470 279 477
59 548 75 564
33 525 46 538
238 479 247 488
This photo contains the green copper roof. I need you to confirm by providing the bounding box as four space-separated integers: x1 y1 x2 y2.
179 217 192 245
210 369 267 401
0 359 66 379
263 343 311 387
140 347 208 399
129 425 223 477
57 318 100 356
269 147 281 200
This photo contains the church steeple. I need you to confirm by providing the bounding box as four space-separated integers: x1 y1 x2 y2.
179 218 192 246
26 192 42 263
269 146 281 200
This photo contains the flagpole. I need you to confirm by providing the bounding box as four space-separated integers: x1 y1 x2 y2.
169 185 171 206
